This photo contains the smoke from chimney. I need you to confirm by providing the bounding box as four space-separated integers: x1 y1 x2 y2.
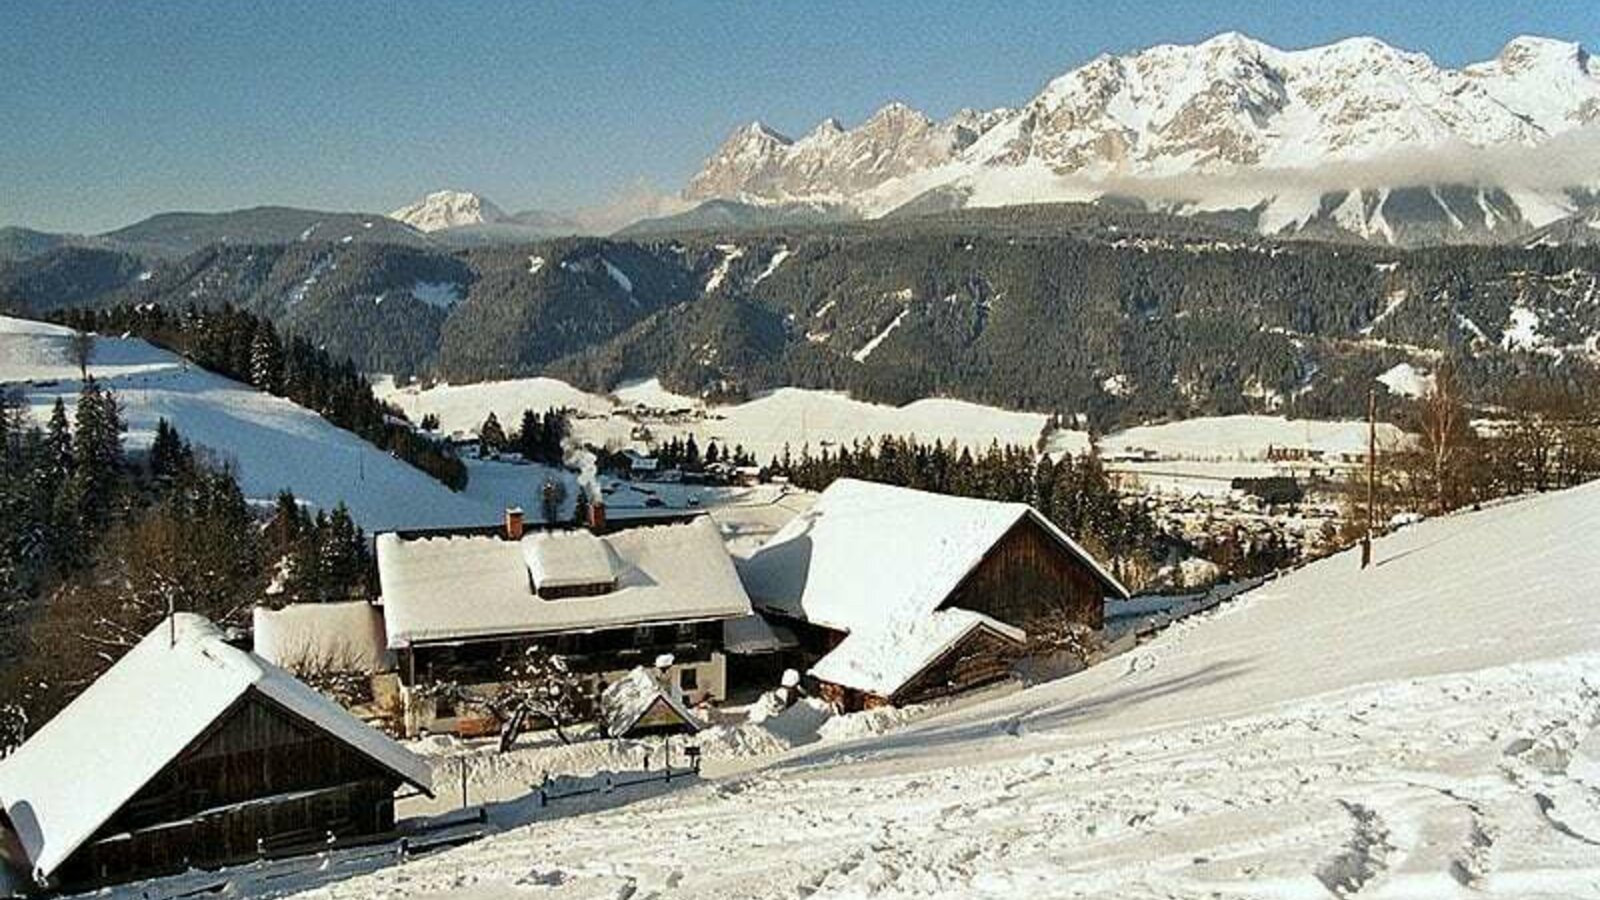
563 437 600 505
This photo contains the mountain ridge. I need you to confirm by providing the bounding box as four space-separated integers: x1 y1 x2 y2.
684 32 1600 245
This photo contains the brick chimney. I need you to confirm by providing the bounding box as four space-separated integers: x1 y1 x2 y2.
504 507 525 540
586 499 606 533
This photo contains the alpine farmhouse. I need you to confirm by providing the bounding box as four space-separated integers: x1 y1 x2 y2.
375 507 753 736
738 479 1130 709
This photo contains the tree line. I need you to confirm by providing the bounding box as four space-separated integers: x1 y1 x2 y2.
767 436 1167 584
53 303 468 490
1 385 375 749
1381 364 1600 520
475 407 570 464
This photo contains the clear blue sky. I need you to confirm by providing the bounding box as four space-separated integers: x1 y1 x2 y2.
4 0 1596 233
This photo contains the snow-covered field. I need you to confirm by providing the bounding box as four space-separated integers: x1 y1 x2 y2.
1096 415 1410 461
0 317 493 532
379 376 1057 463
102 478 1600 900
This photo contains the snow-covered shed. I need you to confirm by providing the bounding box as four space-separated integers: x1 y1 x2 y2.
809 609 1027 709
375 517 752 735
0 614 431 892
252 600 394 674
740 479 1127 637
600 667 704 738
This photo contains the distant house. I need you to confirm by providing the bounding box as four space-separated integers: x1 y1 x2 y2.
0 615 431 893
737 479 1129 709
375 512 752 736
620 449 659 478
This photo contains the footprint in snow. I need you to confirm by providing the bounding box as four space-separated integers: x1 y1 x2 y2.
1313 800 1393 898
513 867 568 889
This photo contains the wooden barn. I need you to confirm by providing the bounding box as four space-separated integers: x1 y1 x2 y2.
736 479 1129 708
0 615 432 893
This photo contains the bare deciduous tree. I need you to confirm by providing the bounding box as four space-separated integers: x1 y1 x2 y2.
67 330 96 380
491 645 586 752
1412 361 1480 514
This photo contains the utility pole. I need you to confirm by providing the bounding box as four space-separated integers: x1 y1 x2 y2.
1361 388 1376 569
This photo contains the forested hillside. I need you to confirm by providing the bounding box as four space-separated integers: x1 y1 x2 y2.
6 205 1600 430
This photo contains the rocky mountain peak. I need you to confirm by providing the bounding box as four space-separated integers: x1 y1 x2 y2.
388 190 507 233
680 32 1600 242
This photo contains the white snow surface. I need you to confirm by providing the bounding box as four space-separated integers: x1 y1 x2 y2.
409 280 463 309
852 307 910 362
703 244 745 293
0 614 431 881
601 257 633 295
251 601 394 675
751 247 793 285
378 375 1053 464
1378 362 1436 399
388 190 506 232
173 477 1600 900
1101 414 1409 460
523 529 617 591
0 317 493 532
377 517 751 646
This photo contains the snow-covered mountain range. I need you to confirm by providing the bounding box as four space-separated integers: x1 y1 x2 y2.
684 33 1600 244
388 190 508 232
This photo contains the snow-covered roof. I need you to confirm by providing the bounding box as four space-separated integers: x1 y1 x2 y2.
377 517 752 647
523 530 617 591
252 601 394 674
809 608 1026 699
600 667 704 737
0 614 432 881
738 479 1128 633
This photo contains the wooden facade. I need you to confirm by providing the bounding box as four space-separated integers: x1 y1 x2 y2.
804 512 1115 709
941 514 1108 634
892 627 1024 705
53 690 407 890
397 620 732 736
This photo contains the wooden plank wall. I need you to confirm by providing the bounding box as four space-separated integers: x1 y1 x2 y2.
942 516 1107 632
59 691 401 889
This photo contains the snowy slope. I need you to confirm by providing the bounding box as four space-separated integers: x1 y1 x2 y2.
0 317 495 531
204 479 1600 900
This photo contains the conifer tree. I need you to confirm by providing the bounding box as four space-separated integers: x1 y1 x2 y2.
480 412 507 454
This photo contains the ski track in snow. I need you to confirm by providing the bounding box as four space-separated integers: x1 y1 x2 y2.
853 308 910 363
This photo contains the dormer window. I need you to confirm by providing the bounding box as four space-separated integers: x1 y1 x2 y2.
521 530 619 599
